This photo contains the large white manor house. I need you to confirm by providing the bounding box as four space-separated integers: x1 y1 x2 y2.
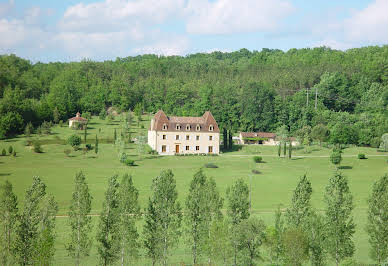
148 110 220 155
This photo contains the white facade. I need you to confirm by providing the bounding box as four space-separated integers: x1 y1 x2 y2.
148 130 220 155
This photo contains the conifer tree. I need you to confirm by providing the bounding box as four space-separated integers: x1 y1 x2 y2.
66 172 93 266
143 169 182 266
288 141 292 159
278 142 281 157
226 178 250 266
285 175 312 228
366 174 388 264
84 127 87 144
97 175 121 266
95 134 99 155
324 172 355 266
0 180 18 265
118 174 140 266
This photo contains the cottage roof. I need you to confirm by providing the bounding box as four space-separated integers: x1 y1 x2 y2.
150 110 219 133
240 132 276 138
69 112 88 121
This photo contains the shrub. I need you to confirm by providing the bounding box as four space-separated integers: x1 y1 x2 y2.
85 144 92 150
24 139 33 146
358 153 366 159
124 159 135 166
12 150 16 157
141 124 145 129
24 122 33 137
32 141 42 153
8 146 13 154
1 148 6 156
253 156 262 163
64 149 71 157
330 151 342 166
204 163 218 168
119 152 128 163
252 169 261 174
68 134 81 150
99 108 107 120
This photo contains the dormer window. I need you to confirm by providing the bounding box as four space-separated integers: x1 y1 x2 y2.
186 124 191 131
176 124 181 130
162 124 168 130
209 125 214 131
196 124 201 131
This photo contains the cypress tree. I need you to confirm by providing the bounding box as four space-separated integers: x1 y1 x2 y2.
95 135 99 155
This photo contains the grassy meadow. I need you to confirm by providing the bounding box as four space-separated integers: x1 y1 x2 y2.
0 114 387 265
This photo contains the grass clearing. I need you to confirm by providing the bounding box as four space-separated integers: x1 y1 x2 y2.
1 115 387 264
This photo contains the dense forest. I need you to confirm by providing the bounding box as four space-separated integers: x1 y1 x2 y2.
0 46 387 146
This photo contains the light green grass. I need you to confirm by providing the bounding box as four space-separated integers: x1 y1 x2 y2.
0 115 387 265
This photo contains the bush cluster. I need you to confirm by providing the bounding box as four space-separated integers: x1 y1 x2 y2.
253 156 262 163
358 153 366 159
204 163 218 168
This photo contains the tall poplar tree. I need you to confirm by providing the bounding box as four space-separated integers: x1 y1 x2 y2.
226 178 250 266
143 169 182 266
96 175 121 266
66 172 93 266
285 174 312 228
0 180 18 265
118 174 140 266
366 174 388 264
14 176 58 266
185 169 223 264
324 172 355 266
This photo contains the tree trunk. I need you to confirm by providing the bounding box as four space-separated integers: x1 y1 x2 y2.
223 128 228 151
228 130 233 151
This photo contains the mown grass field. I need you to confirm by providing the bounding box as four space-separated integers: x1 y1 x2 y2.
0 115 387 265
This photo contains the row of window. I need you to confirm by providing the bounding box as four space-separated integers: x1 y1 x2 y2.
162 124 214 131
161 145 214 153
162 134 213 141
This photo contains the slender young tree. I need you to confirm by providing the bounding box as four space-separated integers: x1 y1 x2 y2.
95 134 99 155
185 169 208 264
84 127 87 144
288 141 292 159
236 217 266 266
0 180 18 265
66 172 93 266
185 169 223 264
283 141 287 157
226 178 250 266
265 205 285 265
143 197 162 266
143 169 182 266
307 211 327 266
114 129 117 141
278 142 281 157
208 217 232 264
14 176 58 266
34 194 58 266
324 172 355 266
96 175 121 266
285 174 312 228
366 174 388 264
118 174 140 266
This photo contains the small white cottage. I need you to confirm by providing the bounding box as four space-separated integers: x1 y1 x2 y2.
69 112 88 129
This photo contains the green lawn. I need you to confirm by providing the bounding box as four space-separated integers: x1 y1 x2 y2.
0 115 387 265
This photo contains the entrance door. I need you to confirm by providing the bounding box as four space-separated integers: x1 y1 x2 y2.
208 146 213 154
175 145 179 153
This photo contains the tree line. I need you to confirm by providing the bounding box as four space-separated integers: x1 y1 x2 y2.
0 46 387 147
1 170 387 265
